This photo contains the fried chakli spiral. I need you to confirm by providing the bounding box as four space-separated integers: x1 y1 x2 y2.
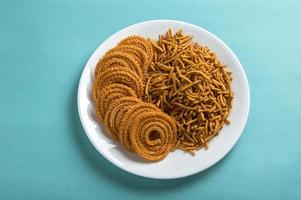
118 102 177 161
94 58 137 78
104 96 141 141
93 66 144 99
118 36 153 72
95 84 137 120
105 45 148 74
118 102 160 151
95 52 143 78
129 109 177 161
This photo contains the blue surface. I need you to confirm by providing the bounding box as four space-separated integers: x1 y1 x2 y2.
1 0 301 199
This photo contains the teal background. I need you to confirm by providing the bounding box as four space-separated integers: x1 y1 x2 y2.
1 0 301 199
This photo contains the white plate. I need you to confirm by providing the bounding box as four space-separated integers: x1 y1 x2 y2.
77 20 250 179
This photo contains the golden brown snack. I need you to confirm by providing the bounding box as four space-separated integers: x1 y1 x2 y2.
129 109 177 161
94 84 137 120
118 36 153 72
94 58 142 79
93 66 144 99
113 99 141 137
94 52 142 78
103 96 141 141
146 29 233 153
91 30 233 160
118 102 160 151
105 45 148 74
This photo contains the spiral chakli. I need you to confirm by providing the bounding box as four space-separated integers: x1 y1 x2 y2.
104 96 141 141
104 45 148 72
118 102 159 151
93 66 144 99
93 35 179 161
94 84 137 120
129 107 177 161
95 52 142 78
95 58 141 79
118 35 153 72
119 102 177 161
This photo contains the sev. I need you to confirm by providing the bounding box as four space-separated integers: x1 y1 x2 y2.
145 29 233 154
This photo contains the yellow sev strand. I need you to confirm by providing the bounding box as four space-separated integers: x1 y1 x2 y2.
186 70 210 81
173 102 197 110
146 29 233 154
149 39 164 52
145 76 152 96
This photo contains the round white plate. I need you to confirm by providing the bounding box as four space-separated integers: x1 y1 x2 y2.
77 20 250 179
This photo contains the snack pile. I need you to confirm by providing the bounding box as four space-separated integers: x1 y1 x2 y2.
93 30 233 161
93 36 177 161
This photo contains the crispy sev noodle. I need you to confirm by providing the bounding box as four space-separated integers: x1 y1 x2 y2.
145 29 233 154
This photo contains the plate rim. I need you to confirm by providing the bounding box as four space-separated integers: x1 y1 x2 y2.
77 19 250 179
